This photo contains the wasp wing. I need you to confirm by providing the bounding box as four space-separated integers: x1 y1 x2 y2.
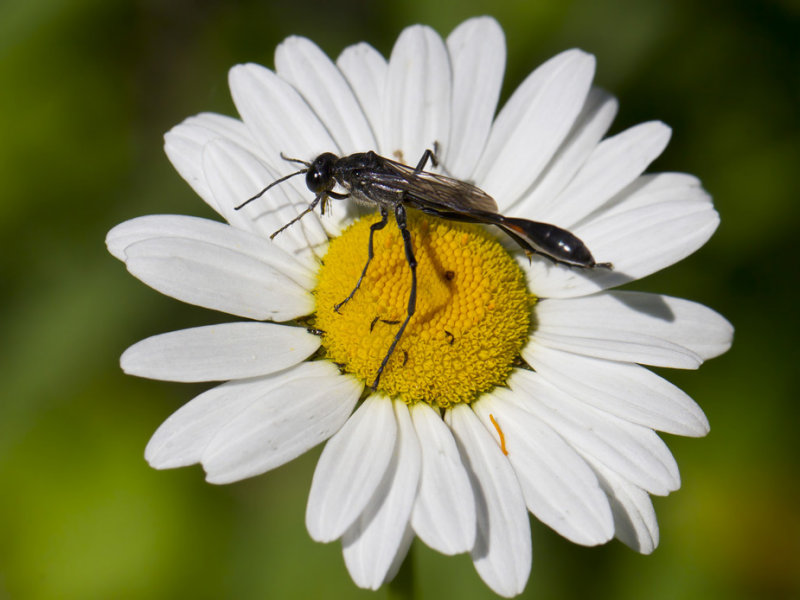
376 157 607 268
377 157 499 214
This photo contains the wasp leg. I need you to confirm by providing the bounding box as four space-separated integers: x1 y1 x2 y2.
335 207 389 313
270 192 326 239
414 145 439 172
372 203 417 390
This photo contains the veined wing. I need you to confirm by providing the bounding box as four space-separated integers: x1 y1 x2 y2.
377 157 499 214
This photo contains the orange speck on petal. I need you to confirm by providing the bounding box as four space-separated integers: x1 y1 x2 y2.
489 413 508 455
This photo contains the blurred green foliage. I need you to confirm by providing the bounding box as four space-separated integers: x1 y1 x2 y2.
1 0 798 598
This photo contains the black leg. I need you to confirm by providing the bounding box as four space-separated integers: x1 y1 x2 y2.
414 144 439 172
334 207 389 313
371 203 417 390
270 192 326 239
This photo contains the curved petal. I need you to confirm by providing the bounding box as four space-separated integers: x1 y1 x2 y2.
121 322 319 382
306 394 397 542
276 36 376 154
144 361 337 469
163 113 261 216
546 121 672 228
382 526 415 586
525 343 709 436
229 62 338 157
532 291 734 368
523 185 719 299
122 236 313 321
409 402 476 555
474 391 614 546
509 370 680 496
572 184 718 279
146 376 270 470
512 87 618 219
106 214 315 290
586 457 659 554
443 16 505 179
384 25 451 168
228 62 338 208
202 363 362 484
202 139 333 259
446 405 531 598
589 172 705 218
336 42 388 152
473 49 595 209
342 401 421 590
520 173 717 298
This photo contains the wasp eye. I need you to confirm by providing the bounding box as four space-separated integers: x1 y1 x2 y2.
306 153 336 193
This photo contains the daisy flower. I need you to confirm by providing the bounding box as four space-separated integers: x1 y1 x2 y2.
107 16 733 597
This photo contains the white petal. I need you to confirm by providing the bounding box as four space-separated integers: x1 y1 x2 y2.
107 214 201 261
409 402 476 555
106 214 315 290
228 63 339 213
121 322 319 382
163 113 260 215
202 363 362 484
587 458 659 554
573 184 718 277
145 375 274 470
336 42 388 152
384 25 451 167
474 49 595 209
524 182 719 298
200 139 278 239
473 391 614 546
202 139 332 259
382 526 415 585
520 173 719 298
526 343 709 436
593 172 705 218
306 394 397 542
512 87 618 218
446 405 531 598
342 401 421 590
508 370 680 496
122 235 313 321
443 16 505 179
546 121 672 228
229 62 338 158
533 291 734 368
276 36 376 154
144 361 341 470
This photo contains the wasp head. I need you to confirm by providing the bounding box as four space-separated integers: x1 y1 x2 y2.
306 153 338 194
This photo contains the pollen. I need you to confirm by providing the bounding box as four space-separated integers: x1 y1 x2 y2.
313 212 533 407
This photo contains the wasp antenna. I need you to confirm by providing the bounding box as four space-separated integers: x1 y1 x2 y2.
280 152 312 167
235 168 307 210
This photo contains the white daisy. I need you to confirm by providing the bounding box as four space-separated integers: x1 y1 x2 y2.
107 17 733 597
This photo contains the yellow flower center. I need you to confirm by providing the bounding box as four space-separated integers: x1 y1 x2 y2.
313 212 533 407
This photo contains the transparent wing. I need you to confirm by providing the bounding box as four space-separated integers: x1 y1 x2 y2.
378 157 499 214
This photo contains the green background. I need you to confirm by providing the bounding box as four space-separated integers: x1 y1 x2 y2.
1 0 797 598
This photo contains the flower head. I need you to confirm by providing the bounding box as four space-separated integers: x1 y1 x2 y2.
107 17 732 597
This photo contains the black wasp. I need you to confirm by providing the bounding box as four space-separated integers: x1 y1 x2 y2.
236 147 611 390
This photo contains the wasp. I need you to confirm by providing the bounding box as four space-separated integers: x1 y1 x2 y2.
236 147 611 390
